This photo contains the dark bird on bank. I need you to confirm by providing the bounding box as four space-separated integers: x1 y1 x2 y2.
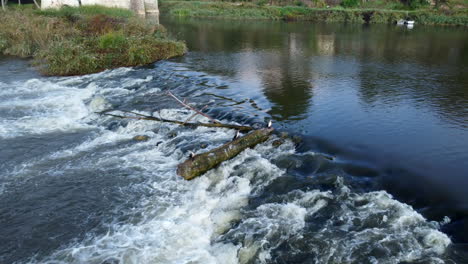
232 130 240 141
267 120 272 128
189 151 196 160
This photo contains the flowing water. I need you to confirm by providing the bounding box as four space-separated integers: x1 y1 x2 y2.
0 18 467 263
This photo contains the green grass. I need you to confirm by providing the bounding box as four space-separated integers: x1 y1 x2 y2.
36 5 134 18
160 1 468 26
0 6 186 76
358 0 408 10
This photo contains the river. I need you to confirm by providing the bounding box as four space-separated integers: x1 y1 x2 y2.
0 18 467 263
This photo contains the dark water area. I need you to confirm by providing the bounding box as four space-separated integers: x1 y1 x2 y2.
0 19 467 263
161 16 468 239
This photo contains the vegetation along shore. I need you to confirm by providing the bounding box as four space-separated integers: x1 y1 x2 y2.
0 6 186 76
160 0 468 26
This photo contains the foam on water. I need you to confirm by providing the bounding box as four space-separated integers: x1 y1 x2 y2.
220 179 451 263
34 122 450 264
1 66 451 264
34 133 451 264
26 107 287 264
0 66 158 140
0 79 96 138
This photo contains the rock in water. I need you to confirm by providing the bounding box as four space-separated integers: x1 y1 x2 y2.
292 135 302 145
272 139 285 147
133 135 150 141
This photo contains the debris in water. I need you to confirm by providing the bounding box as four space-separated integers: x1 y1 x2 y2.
133 135 150 141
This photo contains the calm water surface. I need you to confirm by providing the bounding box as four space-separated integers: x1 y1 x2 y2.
0 18 467 263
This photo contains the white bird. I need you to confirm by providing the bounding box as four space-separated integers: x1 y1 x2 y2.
188 151 195 159
232 130 240 141
267 120 272 128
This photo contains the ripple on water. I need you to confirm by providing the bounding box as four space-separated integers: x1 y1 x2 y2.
0 64 452 264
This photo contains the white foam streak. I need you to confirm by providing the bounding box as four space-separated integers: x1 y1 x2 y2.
222 181 450 264
0 79 96 138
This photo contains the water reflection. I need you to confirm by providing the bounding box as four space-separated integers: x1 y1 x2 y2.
162 17 468 208
164 18 467 125
255 33 314 120
161 17 468 241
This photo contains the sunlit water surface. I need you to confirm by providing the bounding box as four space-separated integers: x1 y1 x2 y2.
0 18 467 263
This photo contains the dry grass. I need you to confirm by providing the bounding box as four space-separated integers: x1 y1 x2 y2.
0 6 186 76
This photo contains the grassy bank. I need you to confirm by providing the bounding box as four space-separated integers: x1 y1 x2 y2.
160 1 468 26
0 6 186 76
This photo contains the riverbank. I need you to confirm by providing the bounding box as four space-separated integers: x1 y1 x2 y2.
0 6 186 76
160 1 468 26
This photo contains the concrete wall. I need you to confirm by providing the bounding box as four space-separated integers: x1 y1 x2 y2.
41 0 132 9
41 0 158 18
41 0 79 8
85 0 132 9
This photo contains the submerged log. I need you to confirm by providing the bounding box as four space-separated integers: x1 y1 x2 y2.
177 128 274 180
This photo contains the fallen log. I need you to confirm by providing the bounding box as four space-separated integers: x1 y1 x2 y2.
99 110 254 132
177 128 274 180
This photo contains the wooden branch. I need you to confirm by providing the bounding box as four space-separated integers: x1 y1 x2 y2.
177 128 274 180
100 109 274 180
166 91 220 124
183 105 207 125
99 110 254 132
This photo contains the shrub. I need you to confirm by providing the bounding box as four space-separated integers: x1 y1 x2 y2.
1 7 186 76
400 0 430 9
312 0 328 8
0 36 7 53
295 1 306 6
341 0 360 8
159 0 468 25
0 11 74 57
35 39 99 76
98 31 127 50
128 46 150 64
172 8 191 16
123 18 167 37
36 5 133 18
84 14 124 35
